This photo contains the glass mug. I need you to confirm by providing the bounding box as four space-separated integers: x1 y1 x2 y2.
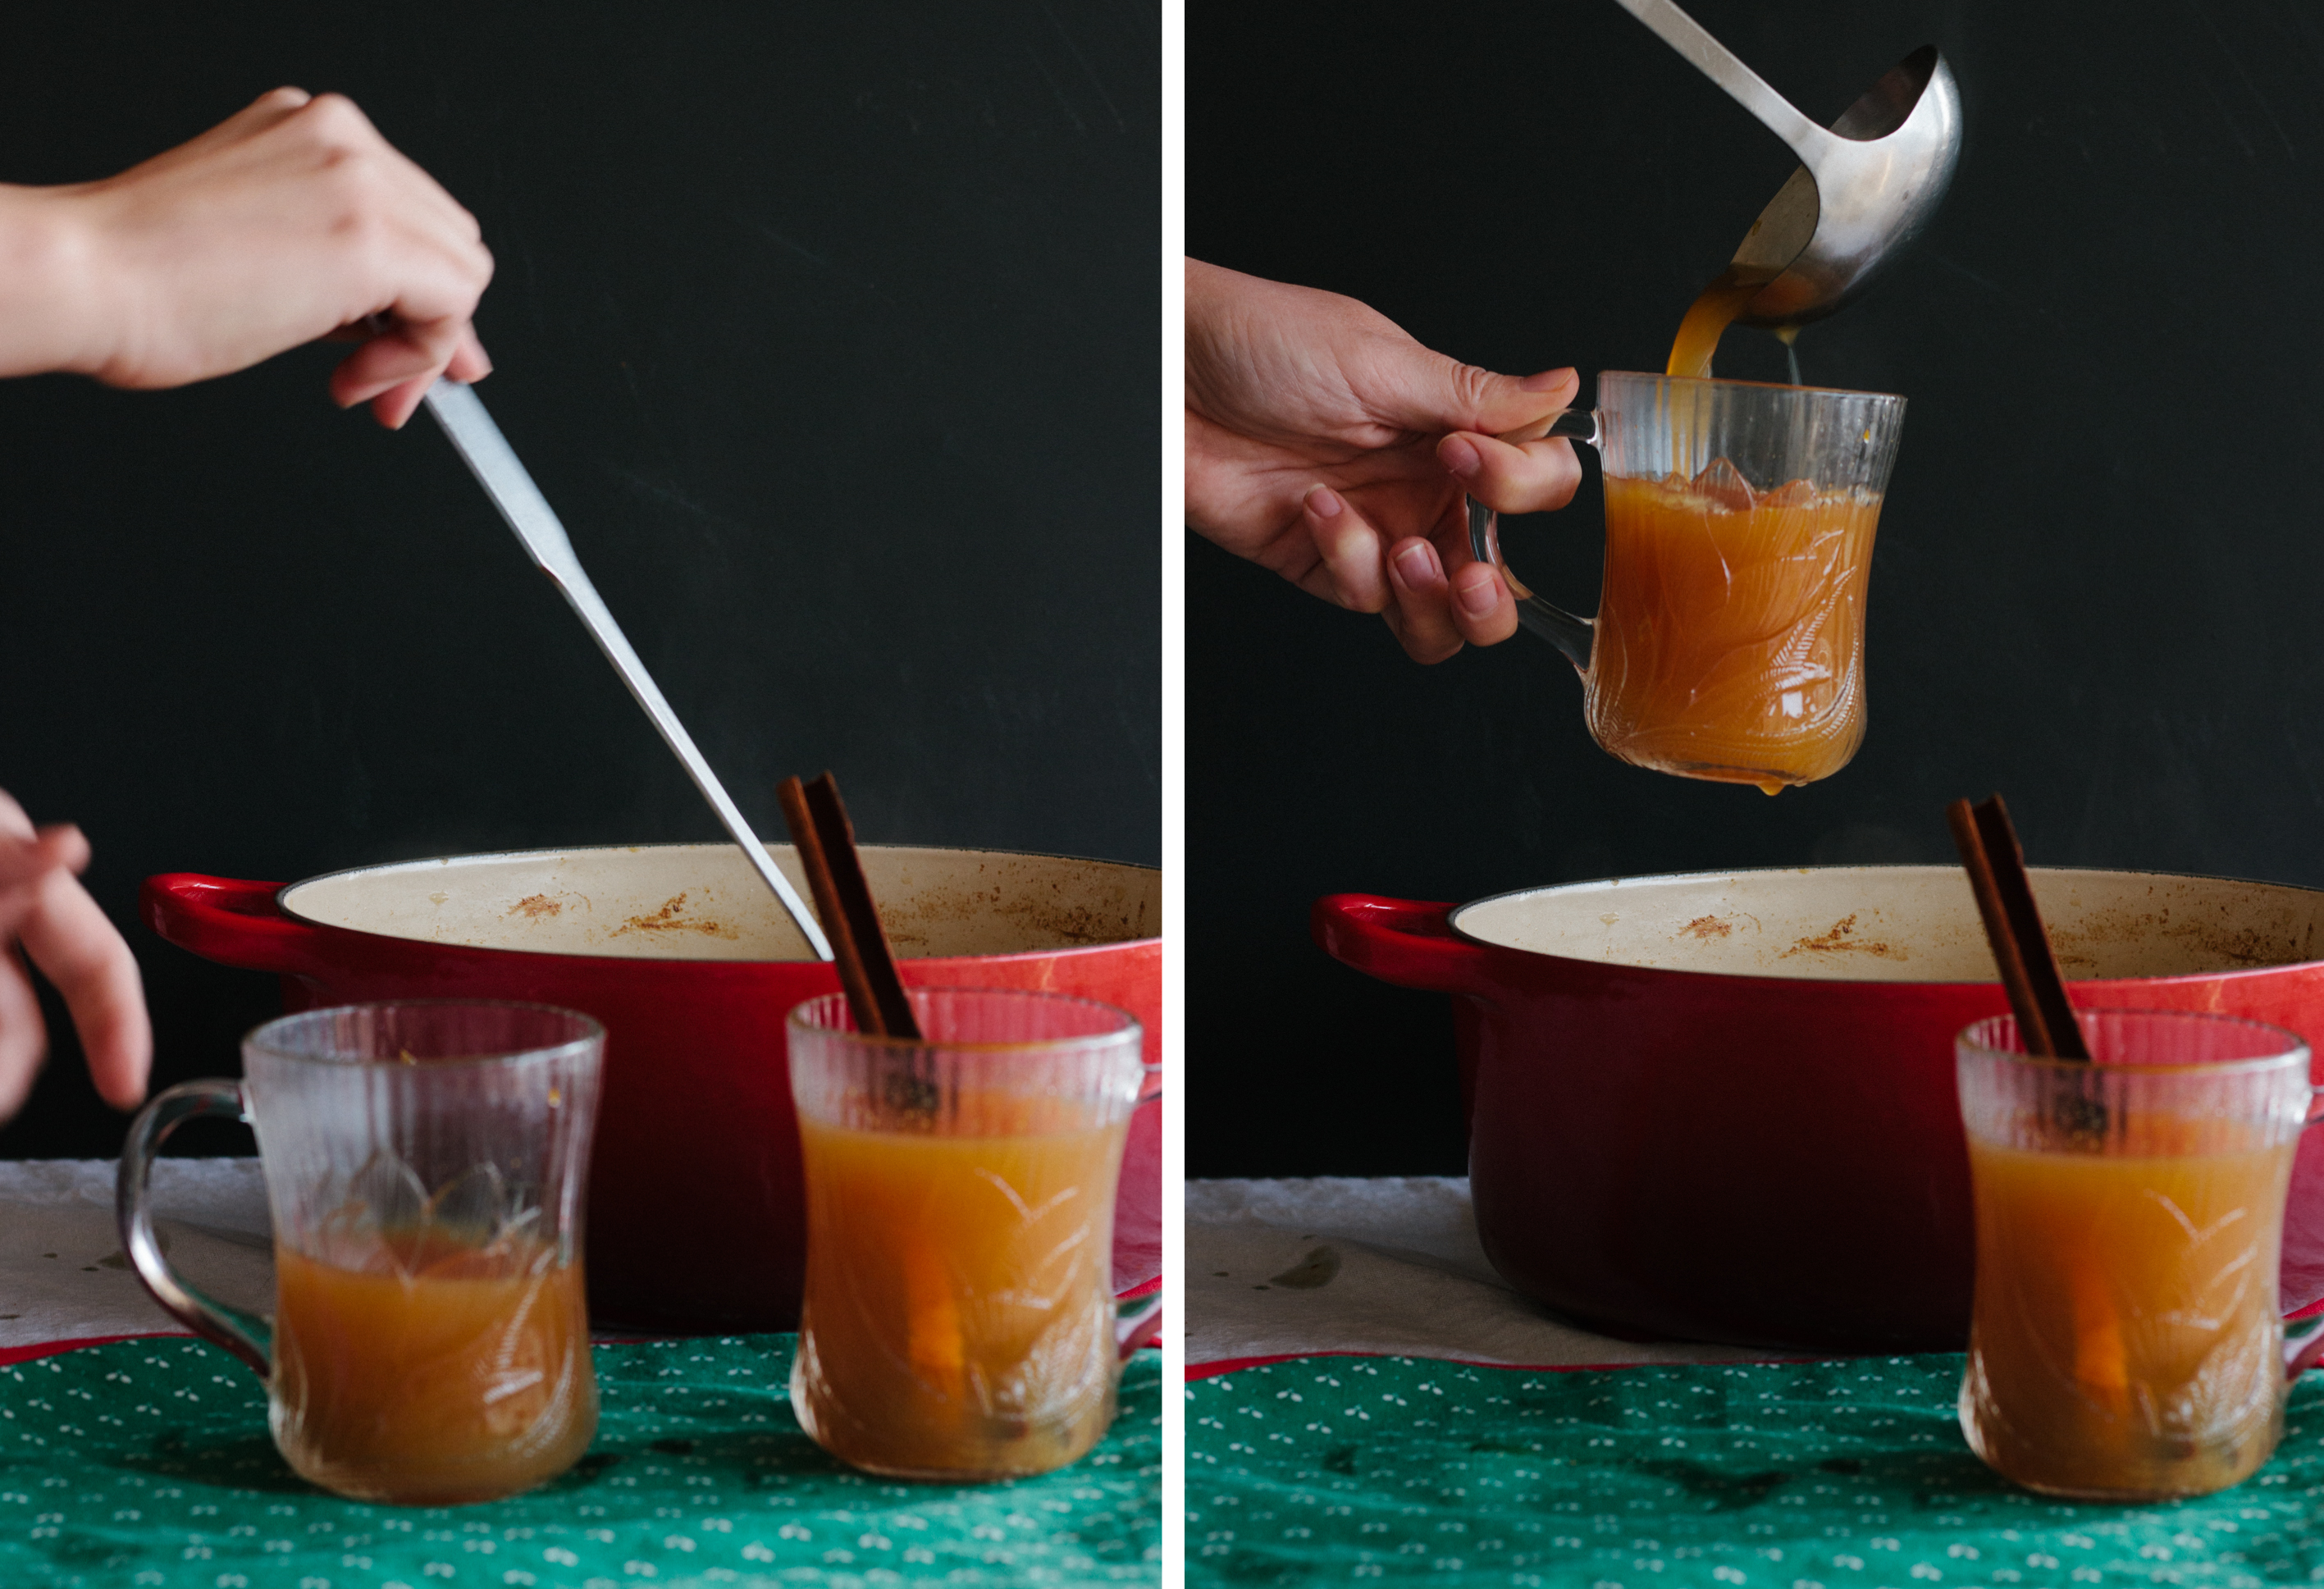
1956 1010 2324 1500
1470 372 1907 792
118 1002 605 1505
787 988 1159 1481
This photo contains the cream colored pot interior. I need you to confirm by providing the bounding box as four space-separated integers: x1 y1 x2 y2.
1453 866 2324 983
281 844 1160 962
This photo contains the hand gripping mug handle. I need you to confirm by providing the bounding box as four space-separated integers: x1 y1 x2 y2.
1115 1074 1165 1359
1465 407 1603 672
116 1080 274 1378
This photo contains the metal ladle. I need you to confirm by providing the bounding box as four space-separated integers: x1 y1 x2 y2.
422 379 836 961
1617 0 1962 326
1463 7 1962 664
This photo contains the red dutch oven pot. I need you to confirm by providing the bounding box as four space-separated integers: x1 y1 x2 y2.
144 842 1161 1332
1316 865 2324 1354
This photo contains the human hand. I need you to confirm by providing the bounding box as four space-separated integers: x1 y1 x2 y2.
1186 259 1586 664
1 88 493 428
0 792 150 1122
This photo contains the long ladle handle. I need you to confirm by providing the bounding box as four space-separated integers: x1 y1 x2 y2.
1614 0 1829 162
423 379 834 962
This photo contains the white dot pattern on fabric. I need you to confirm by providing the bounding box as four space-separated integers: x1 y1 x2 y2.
0 1336 1159 1587
1186 1353 2324 1586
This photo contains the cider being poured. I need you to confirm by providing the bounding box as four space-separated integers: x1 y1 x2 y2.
1555 274 1880 794
1665 264 1778 381
1464 2 1947 790
1464 372 1904 795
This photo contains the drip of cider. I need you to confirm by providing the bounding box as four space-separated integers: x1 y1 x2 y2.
1586 469 1880 792
270 1229 596 1505
1961 1130 2295 1499
792 1100 1128 1480
1666 265 1776 379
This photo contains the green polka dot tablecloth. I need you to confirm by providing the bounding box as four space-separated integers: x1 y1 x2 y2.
1187 1353 2324 1587
0 1334 1158 1588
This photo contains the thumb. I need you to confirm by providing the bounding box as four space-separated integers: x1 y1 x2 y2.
1376 350 1580 441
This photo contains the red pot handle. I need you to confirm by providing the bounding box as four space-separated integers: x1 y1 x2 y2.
140 874 331 977
1311 894 1491 995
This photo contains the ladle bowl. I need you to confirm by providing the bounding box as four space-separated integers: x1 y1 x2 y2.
1619 0 1963 327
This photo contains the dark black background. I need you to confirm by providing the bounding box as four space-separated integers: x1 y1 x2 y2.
0 0 1158 1158
1189 0 2324 1176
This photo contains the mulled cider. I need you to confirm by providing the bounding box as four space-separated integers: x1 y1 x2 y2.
270 1230 596 1506
117 1003 606 1509
1586 469 1880 791
1666 264 1775 380
1956 1013 2313 1501
791 1104 1128 1479
1962 1132 2294 1497
1546 262 1886 792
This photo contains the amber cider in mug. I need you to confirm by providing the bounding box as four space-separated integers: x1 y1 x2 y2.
787 987 1148 1481
120 1002 605 1505
1956 1011 2312 1500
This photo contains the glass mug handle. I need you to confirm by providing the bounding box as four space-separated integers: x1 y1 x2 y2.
115 1079 275 1379
2285 1085 2324 1381
1115 1078 1165 1360
2287 1319 2324 1383
1464 407 1604 672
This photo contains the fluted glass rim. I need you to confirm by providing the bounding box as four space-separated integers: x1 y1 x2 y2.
1598 369 1906 404
785 986 1143 1057
244 999 605 1074
1957 1009 2309 1080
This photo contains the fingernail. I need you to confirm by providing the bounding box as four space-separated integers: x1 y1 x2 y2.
1392 542 1438 587
1441 436 1481 479
1520 367 1577 393
1304 485 1342 519
1455 569 1499 619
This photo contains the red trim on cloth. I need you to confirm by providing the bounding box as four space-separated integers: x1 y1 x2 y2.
1193 1304 2324 1380
1185 1350 1732 1382
0 1332 178 1369
1189 1351 1351 1381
